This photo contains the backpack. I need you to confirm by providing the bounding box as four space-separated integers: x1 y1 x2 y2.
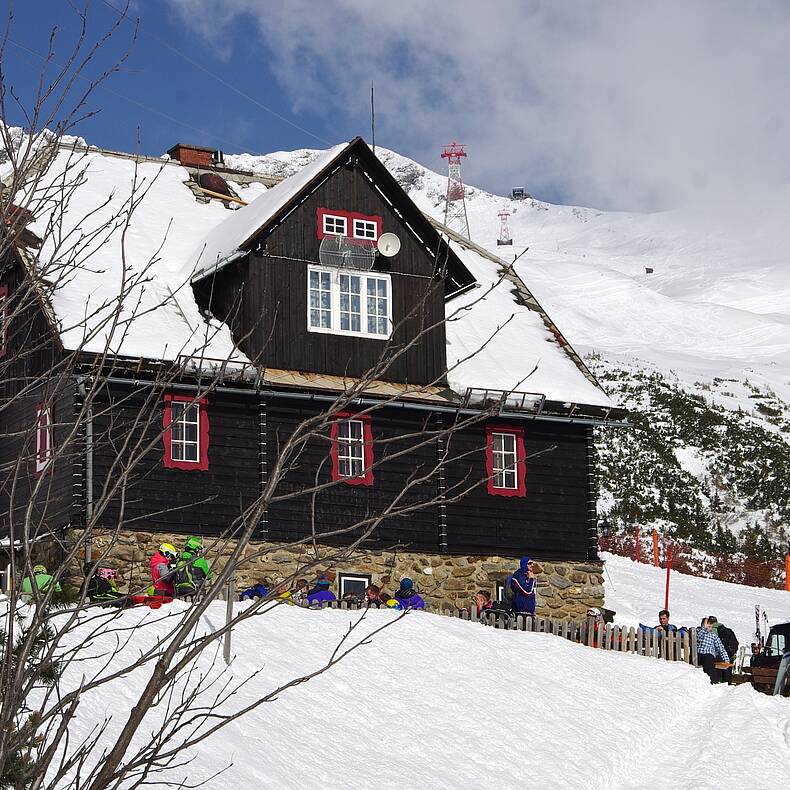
174 561 197 597
717 625 739 659
502 574 515 604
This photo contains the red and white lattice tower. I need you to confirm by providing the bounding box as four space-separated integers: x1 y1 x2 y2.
497 208 512 246
441 141 471 239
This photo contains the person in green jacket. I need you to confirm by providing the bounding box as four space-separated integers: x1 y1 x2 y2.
21 564 61 601
174 536 212 598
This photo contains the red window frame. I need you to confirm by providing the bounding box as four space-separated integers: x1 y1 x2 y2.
35 402 53 476
330 412 374 486
163 394 209 471
316 208 383 241
485 424 527 497
0 284 8 359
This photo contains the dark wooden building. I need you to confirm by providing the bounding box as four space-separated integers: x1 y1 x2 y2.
0 136 626 613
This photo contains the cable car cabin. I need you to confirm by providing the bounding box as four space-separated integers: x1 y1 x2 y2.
0 135 626 614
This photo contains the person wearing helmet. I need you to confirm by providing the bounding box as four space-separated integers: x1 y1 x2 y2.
150 543 177 597
174 536 212 598
21 563 61 601
306 575 336 606
87 566 122 604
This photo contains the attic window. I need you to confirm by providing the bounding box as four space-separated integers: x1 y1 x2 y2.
316 208 382 241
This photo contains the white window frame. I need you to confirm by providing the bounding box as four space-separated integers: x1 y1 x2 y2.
170 400 201 463
322 214 347 236
35 404 52 473
491 431 518 490
496 582 506 602
337 419 365 478
339 573 371 599
352 218 378 240
307 265 392 340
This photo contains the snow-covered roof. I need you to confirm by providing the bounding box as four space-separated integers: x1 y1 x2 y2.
7 140 615 411
188 142 348 281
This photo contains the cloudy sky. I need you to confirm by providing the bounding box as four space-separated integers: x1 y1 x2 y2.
7 1 790 210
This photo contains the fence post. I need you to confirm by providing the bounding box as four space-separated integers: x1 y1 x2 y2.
636 626 644 656
223 578 234 666
690 628 698 667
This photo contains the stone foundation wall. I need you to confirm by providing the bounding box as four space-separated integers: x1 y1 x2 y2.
67 530 605 619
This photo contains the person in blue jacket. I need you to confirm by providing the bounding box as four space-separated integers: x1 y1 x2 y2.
307 576 336 605
510 556 537 615
393 578 425 610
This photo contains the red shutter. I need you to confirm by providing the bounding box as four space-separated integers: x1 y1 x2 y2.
485 424 527 497
163 394 209 471
330 412 374 486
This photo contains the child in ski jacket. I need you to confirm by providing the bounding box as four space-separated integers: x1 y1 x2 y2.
510 557 537 614
150 544 177 597
240 582 270 601
393 578 425 610
87 568 122 603
307 577 336 605
21 565 61 601
174 537 212 597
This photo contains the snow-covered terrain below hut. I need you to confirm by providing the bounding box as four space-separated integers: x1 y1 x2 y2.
38 557 790 789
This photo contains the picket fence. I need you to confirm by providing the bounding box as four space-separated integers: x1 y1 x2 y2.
309 599 700 667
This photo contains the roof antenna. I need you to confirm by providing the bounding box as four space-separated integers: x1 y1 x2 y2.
371 79 376 156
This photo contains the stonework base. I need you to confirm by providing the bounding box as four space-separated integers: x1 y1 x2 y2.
67 529 605 619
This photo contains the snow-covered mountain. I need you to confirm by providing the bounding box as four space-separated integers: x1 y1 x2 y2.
226 146 790 554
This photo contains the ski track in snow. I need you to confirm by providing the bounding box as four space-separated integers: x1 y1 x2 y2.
32 555 790 789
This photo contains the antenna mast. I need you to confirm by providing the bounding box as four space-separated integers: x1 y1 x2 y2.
370 80 376 156
441 141 471 239
497 208 512 246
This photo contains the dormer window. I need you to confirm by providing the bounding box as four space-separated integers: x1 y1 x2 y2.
322 214 347 237
308 266 391 339
316 208 382 241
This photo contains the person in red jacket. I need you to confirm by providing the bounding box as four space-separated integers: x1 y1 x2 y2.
150 543 177 597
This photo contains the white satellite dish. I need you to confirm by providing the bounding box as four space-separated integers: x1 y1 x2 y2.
377 232 401 257
319 235 376 270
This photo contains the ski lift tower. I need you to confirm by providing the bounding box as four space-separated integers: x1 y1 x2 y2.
441 141 471 239
497 208 512 246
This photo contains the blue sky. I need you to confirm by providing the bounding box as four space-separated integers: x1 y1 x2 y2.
5 2 790 211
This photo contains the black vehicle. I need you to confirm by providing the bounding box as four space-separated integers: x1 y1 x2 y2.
751 620 790 668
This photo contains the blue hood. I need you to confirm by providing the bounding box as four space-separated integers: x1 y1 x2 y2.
519 556 531 573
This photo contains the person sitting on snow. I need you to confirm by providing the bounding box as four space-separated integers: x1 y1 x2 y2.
174 536 212 597
393 578 425 610
21 564 61 601
87 567 122 604
291 578 310 605
240 578 270 601
655 609 677 634
150 543 177 597
362 584 390 607
306 575 336 606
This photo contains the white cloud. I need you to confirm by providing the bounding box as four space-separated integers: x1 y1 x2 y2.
167 1 790 210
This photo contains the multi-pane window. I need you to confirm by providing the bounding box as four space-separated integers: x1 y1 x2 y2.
366 277 389 335
353 218 378 240
491 432 517 490
309 269 332 329
486 425 526 497
35 404 52 474
330 413 373 486
164 395 209 471
337 419 365 478
322 214 347 236
307 266 391 339
0 284 8 358
339 274 362 332
170 401 200 462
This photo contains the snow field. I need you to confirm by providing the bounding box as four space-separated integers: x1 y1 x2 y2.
51 555 790 790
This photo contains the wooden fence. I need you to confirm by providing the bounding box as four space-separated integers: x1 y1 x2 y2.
308 599 699 667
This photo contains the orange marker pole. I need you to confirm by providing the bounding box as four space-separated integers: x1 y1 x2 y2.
785 554 790 592
635 526 640 563
664 544 672 610
653 529 659 567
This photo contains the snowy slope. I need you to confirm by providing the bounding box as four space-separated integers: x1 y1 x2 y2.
40 557 790 789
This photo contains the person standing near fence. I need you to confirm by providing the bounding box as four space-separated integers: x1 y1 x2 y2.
510 557 537 616
696 617 731 684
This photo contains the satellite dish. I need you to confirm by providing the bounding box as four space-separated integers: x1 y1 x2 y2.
319 235 376 270
377 232 401 257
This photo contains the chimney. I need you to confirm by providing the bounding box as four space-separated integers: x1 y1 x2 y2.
167 143 217 168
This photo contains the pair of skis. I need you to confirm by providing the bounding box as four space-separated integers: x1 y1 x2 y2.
755 604 769 648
